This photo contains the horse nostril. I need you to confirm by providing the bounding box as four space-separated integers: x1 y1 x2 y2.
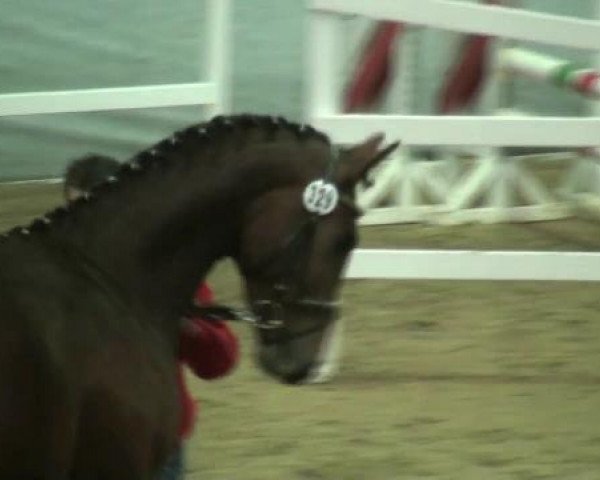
282 367 312 385
257 350 312 384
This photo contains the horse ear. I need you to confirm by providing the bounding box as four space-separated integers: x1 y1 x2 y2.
337 133 400 186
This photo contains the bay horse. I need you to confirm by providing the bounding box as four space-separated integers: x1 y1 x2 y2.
0 114 398 479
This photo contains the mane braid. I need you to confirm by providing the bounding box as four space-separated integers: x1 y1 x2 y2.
0 114 332 242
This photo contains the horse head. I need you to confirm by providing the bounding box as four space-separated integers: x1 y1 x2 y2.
233 129 398 384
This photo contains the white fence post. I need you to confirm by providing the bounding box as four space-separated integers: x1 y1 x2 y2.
204 0 232 117
306 10 344 120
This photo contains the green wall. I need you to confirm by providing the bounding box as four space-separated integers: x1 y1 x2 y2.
0 0 305 180
0 0 594 180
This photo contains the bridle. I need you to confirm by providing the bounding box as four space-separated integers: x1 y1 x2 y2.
194 145 359 343
246 145 361 344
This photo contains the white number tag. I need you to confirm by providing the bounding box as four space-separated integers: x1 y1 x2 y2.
303 179 339 215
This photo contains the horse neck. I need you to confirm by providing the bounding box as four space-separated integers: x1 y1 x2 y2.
47 130 321 326
55 161 245 320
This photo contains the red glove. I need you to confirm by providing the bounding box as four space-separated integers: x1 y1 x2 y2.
179 282 239 380
195 283 213 305
179 318 239 380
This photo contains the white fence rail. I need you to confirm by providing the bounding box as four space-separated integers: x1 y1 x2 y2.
314 115 600 147
346 249 600 282
500 48 600 100
0 84 217 117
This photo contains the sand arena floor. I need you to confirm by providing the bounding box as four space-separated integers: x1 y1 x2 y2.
1 182 599 480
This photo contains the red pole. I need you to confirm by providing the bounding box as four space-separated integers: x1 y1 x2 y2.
437 0 500 114
344 22 404 112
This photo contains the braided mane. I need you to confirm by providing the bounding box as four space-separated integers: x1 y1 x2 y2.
1 114 331 240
